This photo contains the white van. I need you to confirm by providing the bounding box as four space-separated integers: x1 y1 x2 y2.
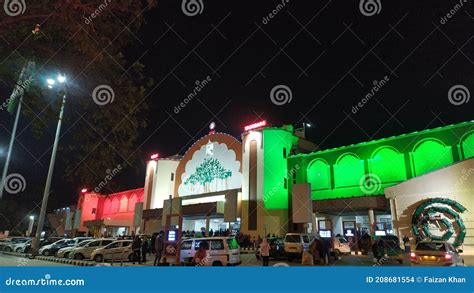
283 233 314 259
179 237 241 266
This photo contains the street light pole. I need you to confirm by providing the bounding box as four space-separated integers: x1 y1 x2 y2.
31 92 67 255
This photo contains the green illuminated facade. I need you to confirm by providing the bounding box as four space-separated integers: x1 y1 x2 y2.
286 121 474 201
263 127 299 209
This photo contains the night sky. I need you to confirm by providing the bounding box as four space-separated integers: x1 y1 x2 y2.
0 0 473 211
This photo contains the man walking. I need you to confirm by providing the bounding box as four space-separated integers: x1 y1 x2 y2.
154 231 165 266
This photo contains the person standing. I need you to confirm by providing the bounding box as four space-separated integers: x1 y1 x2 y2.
132 236 142 265
154 231 165 266
403 235 410 253
193 241 208 266
141 236 148 264
260 238 270 266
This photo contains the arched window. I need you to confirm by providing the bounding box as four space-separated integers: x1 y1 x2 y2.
307 159 331 191
461 132 474 159
111 197 119 214
128 194 138 212
369 147 407 183
103 198 112 215
334 153 364 188
119 196 128 213
412 139 453 176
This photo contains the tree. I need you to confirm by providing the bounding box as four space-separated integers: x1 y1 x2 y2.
0 0 157 192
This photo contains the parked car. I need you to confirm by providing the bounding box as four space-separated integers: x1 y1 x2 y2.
91 240 133 263
23 237 63 254
70 238 115 260
57 239 95 258
3 238 30 252
39 239 74 256
283 233 314 259
332 236 351 256
255 237 285 260
411 241 464 266
376 235 404 264
180 237 241 266
6 239 32 253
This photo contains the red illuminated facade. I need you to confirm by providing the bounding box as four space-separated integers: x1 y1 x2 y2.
77 188 144 236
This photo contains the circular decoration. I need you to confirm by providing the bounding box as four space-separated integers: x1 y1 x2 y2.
209 122 216 130
411 198 467 247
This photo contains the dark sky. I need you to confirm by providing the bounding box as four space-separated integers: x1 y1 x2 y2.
0 0 473 211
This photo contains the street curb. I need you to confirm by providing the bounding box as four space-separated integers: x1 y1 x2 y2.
1 252 95 267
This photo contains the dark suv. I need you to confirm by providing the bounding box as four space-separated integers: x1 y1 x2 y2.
255 237 285 260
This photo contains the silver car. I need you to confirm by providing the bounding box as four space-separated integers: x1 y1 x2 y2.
410 241 464 266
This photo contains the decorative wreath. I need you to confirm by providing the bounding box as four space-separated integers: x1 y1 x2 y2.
411 198 467 247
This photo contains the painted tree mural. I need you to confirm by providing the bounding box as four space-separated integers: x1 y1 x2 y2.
184 158 232 188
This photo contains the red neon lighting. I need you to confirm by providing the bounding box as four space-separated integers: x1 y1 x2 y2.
244 120 267 132
150 153 159 160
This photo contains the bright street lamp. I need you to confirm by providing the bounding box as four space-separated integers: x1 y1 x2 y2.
31 73 68 256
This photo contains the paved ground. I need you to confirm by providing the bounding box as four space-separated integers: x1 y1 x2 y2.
2 252 473 267
0 253 72 267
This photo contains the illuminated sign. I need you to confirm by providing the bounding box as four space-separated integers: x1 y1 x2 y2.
244 120 267 132
150 153 159 160
345 229 354 237
168 230 176 242
319 230 332 238
375 230 387 236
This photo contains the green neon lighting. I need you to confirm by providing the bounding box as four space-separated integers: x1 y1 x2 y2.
412 139 453 176
369 147 407 183
307 160 331 191
263 128 298 210
462 132 474 159
334 154 364 188
288 121 474 201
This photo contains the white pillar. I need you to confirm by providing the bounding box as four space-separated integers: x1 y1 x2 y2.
368 209 375 234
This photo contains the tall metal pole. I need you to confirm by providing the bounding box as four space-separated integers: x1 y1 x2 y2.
0 95 23 199
0 62 29 200
31 93 67 255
